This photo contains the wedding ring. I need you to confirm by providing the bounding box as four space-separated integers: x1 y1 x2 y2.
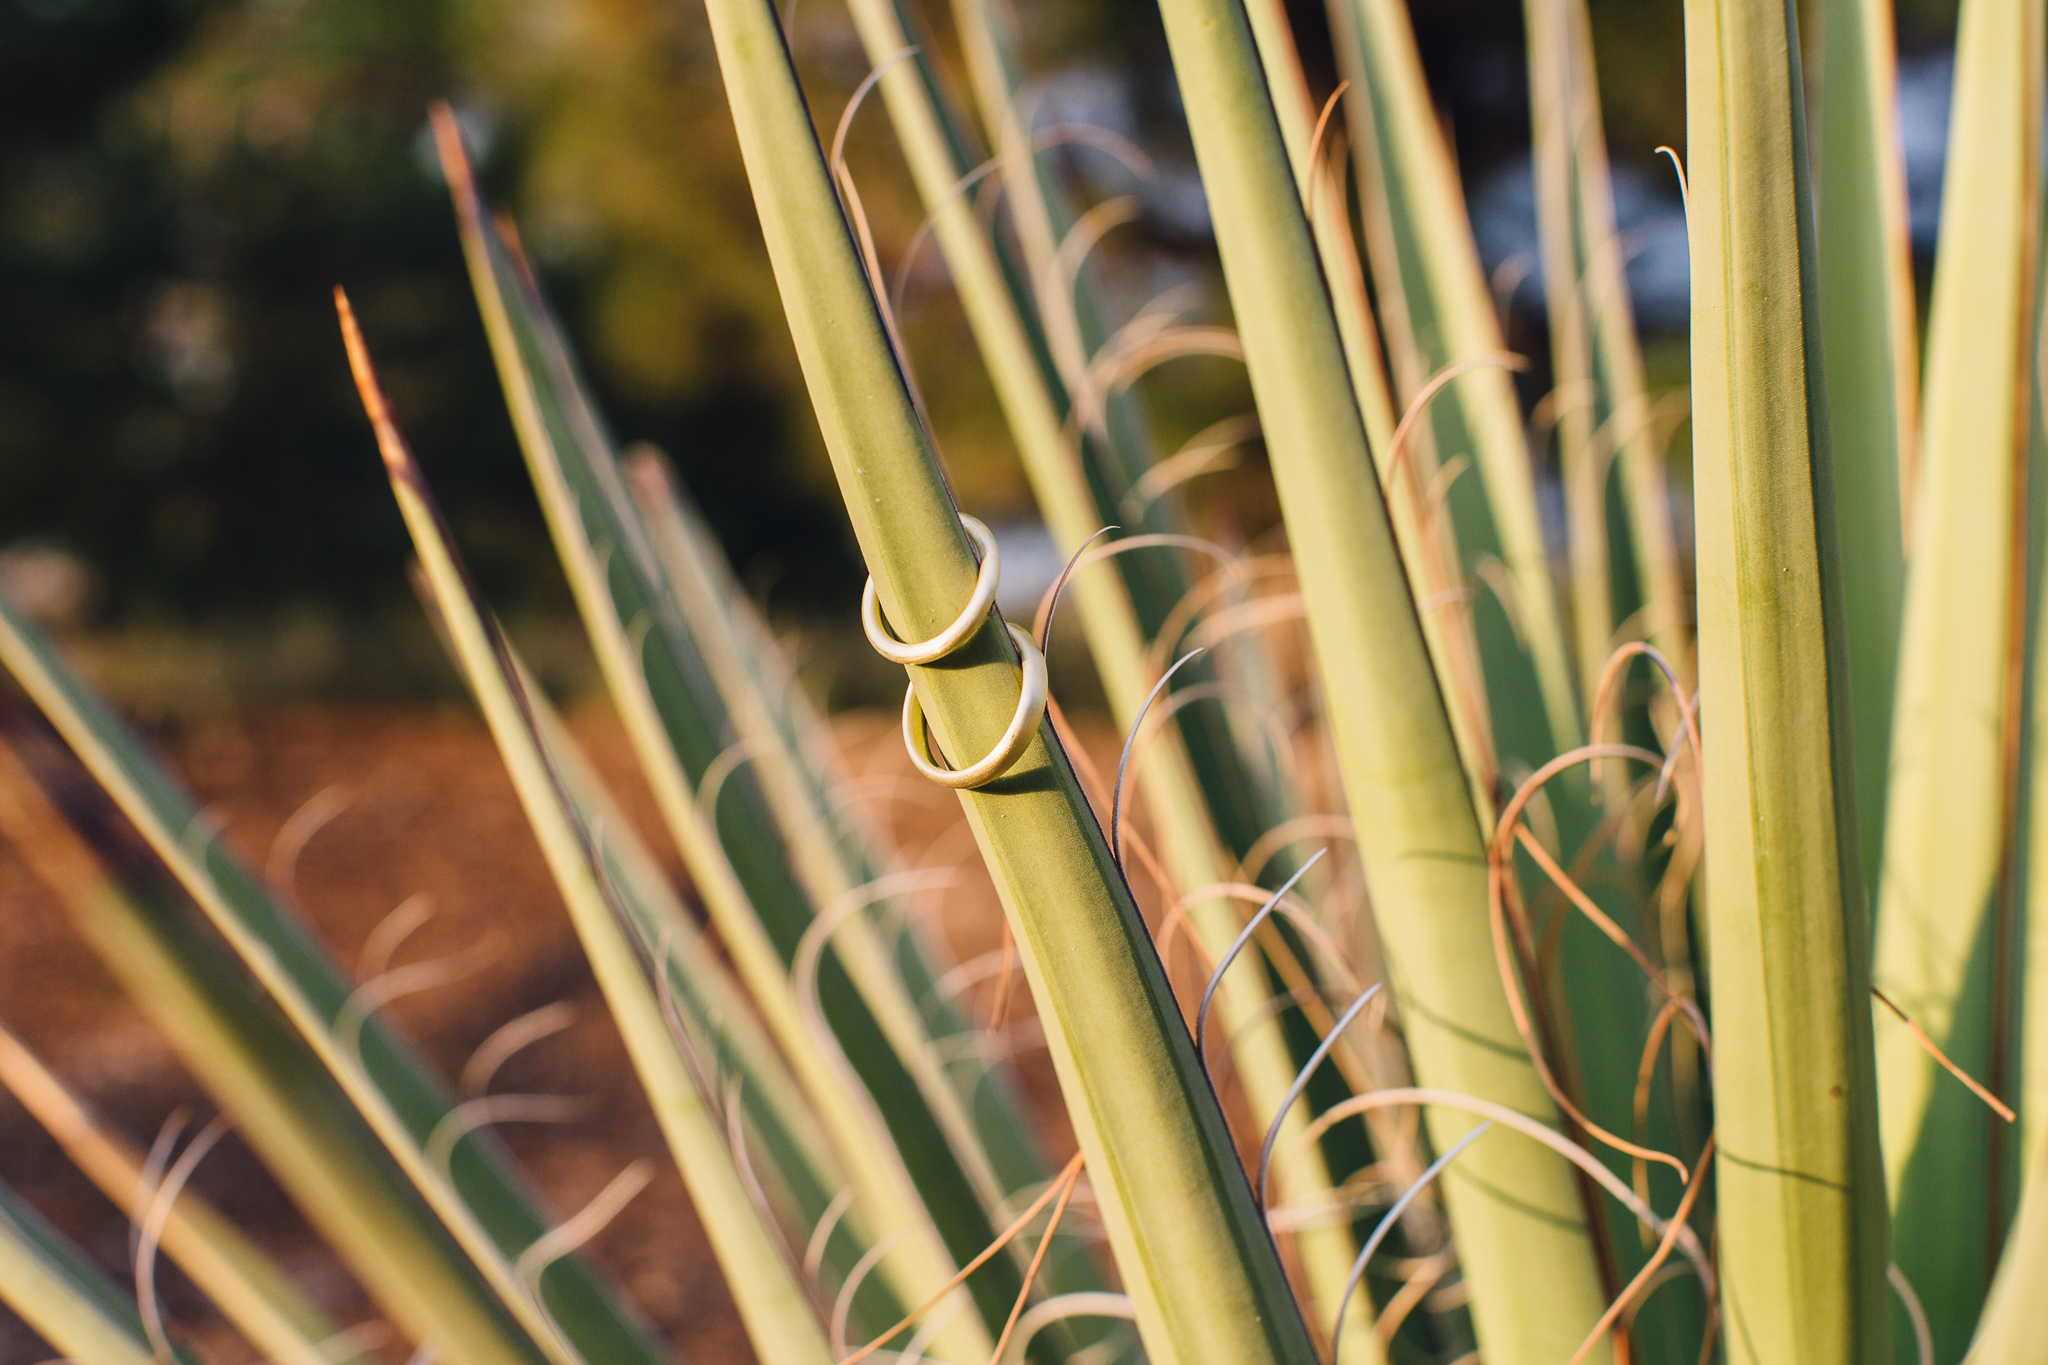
901 623 1048 789
861 515 1000 665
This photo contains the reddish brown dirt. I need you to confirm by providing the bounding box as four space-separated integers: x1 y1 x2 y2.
0 703 1076 1365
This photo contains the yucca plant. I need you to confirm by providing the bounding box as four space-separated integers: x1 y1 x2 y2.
1 0 2043 1363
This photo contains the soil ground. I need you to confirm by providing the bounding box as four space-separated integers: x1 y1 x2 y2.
0 702 1082 1365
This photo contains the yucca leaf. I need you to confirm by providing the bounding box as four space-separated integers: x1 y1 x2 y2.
1523 0 1692 688
1815 0 1916 895
1519 4 1709 1349
835 4 1383 1354
694 0 1318 1357
925 31 1416 1346
0 1021 374 1365
837 0 1109 618
428 123 1063 1356
1239 0 1399 455
0 726 545 1365
0 1176 198 1365
341 309 843 1365
1147 0 1617 1360
2022 206 2048 1250
0 603 671 1365
1683 0 1890 1356
1969 1137 2048 1362
616 449 1112 1337
1326 0 1583 773
1246 0 1497 824
1324 11 1665 1211
943 0 1303 890
1870 0 2042 1354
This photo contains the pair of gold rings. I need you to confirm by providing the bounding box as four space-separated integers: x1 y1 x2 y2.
861 515 1049 789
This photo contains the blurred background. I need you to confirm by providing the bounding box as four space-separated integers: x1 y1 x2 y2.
0 1 1975 1360
0 0 1961 712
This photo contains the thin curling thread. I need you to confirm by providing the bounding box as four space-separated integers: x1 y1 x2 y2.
1041 532 1242 663
803 1187 858 1284
1890 1264 1933 1365
1655 146 1690 223
995 1294 1135 1365
985 1154 1087 1365
462 1001 577 1099
137 1113 232 1365
515 1161 653 1289
424 1094 588 1173
1872 986 2016 1122
1036 525 1119 671
839 1151 1086 1365
1257 982 1384 1208
265 783 351 906
1110 648 1208 871
1122 414 1257 522
1568 1132 1716 1365
829 46 924 418
1159 878 1361 993
1330 1120 1492 1365
1194 849 1328 1066
134 1112 184 1270
1382 353 1531 502
1285 1088 1714 1293
357 892 434 982
1301 80 1352 219
891 125 1153 322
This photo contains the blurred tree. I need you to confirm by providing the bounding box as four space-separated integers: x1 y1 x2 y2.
0 0 1949 636
0 0 859 627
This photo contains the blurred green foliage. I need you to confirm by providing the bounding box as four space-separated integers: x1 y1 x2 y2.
0 0 848 626
0 0 1955 634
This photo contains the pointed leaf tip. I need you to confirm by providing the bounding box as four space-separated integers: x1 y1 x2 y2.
333 288 421 485
429 102 480 205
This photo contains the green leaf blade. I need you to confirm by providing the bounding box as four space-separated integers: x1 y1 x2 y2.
0 585 672 1365
1148 0 1618 1360
1871 0 2043 1353
358 340 840 1365
1683 0 1891 1357
0 1178 193 1365
1815 0 1916 898
694 0 1319 1357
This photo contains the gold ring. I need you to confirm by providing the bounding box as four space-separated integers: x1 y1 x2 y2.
862 515 1000 665
901 624 1048 789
